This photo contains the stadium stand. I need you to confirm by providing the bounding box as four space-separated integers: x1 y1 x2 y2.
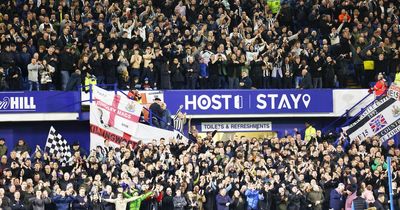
0 0 399 91
0 0 400 210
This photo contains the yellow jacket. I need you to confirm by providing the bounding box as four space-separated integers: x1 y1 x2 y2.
305 126 316 142
394 72 400 85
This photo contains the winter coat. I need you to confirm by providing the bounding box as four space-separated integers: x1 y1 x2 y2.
72 195 89 210
288 193 302 210
226 61 241 78
66 72 82 91
101 192 115 210
14 141 30 154
275 194 288 210
215 194 232 210
173 196 187 210
352 197 367 210
6 66 22 90
300 72 313 89
307 190 324 210
329 189 344 210
29 197 51 210
10 199 26 210
158 61 171 89
204 188 217 210
27 63 44 82
161 195 174 210
231 196 245 210
141 67 159 86
58 51 75 73
170 63 185 83
52 195 75 210
245 189 260 210
102 58 118 84
184 62 199 78
89 200 105 210
91 59 104 77
239 76 252 89
309 59 323 78
258 190 272 210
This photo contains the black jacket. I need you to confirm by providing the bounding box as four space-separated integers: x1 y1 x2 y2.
102 58 118 84
184 62 199 78
141 67 159 86
309 59 323 78
66 72 81 91
170 63 185 83
240 76 252 89
161 195 174 210
91 58 104 77
226 60 242 78
352 197 367 210
155 56 171 89
58 51 75 73
300 72 313 89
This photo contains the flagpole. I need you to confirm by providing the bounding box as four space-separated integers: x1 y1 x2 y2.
387 156 394 210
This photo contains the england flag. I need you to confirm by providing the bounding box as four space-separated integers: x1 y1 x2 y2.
92 86 142 134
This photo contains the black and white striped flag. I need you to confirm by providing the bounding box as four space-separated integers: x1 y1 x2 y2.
343 85 400 142
173 105 185 133
45 126 72 164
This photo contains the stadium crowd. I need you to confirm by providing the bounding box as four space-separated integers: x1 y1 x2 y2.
0 0 399 91
0 129 399 210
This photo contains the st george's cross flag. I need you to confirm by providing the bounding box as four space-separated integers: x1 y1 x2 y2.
45 126 72 164
92 86 143 134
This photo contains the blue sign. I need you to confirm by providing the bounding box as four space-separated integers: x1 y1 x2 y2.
164 89 333 115
0 91 80 113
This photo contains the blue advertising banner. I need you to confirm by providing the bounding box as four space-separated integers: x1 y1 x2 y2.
164 89 333 115
0 91 80 113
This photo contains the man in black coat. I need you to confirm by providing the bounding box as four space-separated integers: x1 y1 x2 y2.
58 47 76 90
149 98 163 128
300 69 313 89
102 53 118 89
6 61 22 90
239 71 252 89
161 188 174 210
66 69 81 91
154 49 171 89
184 56 199 89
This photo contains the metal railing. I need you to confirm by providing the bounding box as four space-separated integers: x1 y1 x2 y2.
321 92 373 133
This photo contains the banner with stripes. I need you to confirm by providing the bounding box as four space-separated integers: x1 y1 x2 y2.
343 85 400 142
